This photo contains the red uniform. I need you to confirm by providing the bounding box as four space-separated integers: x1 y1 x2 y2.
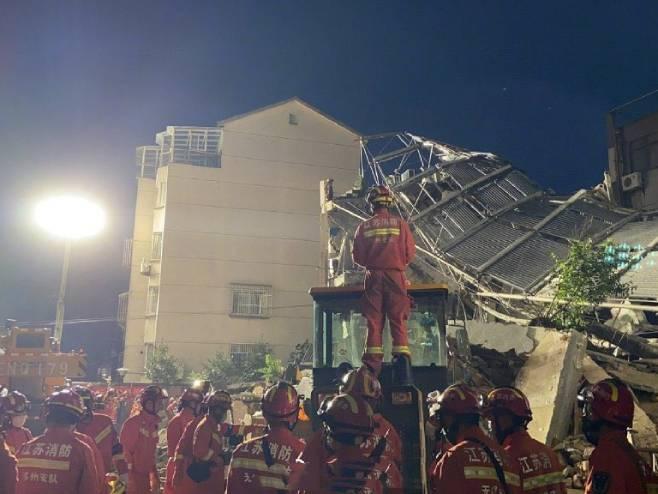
1 440 17 494
16 427 98 494
4 428 32 457
353 209 415 372
430 426 522 494
172 416 204 494
165 408 195 494
73 431 105 494
77 412 126 475
226 425 305 493
191 415 225 493
585 429 658 494
371 413 402 465
119 410 160 494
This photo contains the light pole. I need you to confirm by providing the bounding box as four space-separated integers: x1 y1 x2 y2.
34 196 106 343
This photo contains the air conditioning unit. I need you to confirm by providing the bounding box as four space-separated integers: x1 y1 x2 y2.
622 172 643 192
139 259 151 276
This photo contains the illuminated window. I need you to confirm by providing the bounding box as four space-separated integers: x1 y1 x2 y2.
230 284 272 318
151 232 163 260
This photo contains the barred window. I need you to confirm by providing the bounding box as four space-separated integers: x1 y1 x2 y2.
230 343 261 366
147 286 159 315
230 284 272 318
151 232 163 260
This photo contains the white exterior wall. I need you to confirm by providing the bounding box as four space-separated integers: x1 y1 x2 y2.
123 100 360 378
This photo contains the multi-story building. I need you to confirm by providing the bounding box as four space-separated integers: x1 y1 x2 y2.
118 98 360 381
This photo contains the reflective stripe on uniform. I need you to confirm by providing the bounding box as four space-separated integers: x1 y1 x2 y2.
522 471 564 491
231 457 288 476
365 346 384 355
647 483 658 494
363 228 400 238
392 345 410 354
95 425 113 444
112 453 125 461
139 427 158 438
260 474 287 489
212 432 221 443
201 449 214 461
18 458 71 471
463 467 521 487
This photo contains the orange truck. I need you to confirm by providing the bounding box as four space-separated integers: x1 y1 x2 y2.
0 325 86 429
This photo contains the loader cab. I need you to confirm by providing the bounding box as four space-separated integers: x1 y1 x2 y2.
309 283 449 494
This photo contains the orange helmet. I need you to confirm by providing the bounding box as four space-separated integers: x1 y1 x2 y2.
140 385 168 408
319 393 375 438
485 387 532 421
262 382 299 425
204 390 232 410
436 384 481 416
339 367 382 400
5 391 30 416
366 185 395 209
46 389 85 416
579 379 634 428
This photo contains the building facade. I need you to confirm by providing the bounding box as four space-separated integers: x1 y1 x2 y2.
119 98 360 381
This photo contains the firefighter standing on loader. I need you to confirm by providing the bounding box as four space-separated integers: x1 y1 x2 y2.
164 388 204 494
15 389 98 494
3 392 32 456
579 379 658 494
0 390 18 494
226 381 305 493
485 387 566 494
429 383 522 494
119 385 168 494
352 185 416 378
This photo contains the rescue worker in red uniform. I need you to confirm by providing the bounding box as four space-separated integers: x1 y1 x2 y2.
119 385 168 494
579 379 658 494
426 389 452 477
73 385 128 478
3 392 32 456
340 366 402 465
15 389 98 494
290 393 401 494
429 383 522 494
0 391 18 494
164 388 203 494
73 427 106 494
485 387 566 494
227 381 305 493
352 185 416 377
186 390 233 493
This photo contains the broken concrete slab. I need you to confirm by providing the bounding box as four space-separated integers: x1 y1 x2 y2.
447 321 546 354
588 351 658 394
515 329 587 446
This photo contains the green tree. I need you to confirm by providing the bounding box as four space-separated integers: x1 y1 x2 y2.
260 354 283 385
201 343 277 389
543 240 633 330
145 344 183 384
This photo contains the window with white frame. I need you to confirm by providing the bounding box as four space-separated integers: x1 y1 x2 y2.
230 284 272 318
151 232 163 260
156 181 167 207
147 286 159 315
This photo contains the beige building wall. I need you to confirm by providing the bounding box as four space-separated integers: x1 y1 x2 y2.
123 99 360 379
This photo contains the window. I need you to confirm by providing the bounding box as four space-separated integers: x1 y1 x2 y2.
151 232 163 260
230 343 261 366
147 286 159 315
230 284 272 318
15 333 46 349
156 181 167 207
288 113 298 125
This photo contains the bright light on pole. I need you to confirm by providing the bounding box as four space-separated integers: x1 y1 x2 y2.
34 196 106 343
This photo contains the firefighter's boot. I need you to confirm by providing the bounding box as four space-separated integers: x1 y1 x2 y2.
392 354 413 386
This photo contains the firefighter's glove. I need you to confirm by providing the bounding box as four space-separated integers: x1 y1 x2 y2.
229 434 243 447
187 461 212 483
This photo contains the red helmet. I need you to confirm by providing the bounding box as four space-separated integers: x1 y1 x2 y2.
320 393 375 437
140 385 168 408
339 367 382 400
366 185 395 208
5 391 30 416
485 387 532 421
179 388 204 405
204 390 232 410
262 382 299 424
72 385 94 411
580 379 634 428
436 384 481 416
46 389 85 416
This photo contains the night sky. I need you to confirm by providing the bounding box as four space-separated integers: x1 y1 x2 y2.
1 1 657 374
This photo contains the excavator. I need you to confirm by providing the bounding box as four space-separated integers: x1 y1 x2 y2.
307 283 450 494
